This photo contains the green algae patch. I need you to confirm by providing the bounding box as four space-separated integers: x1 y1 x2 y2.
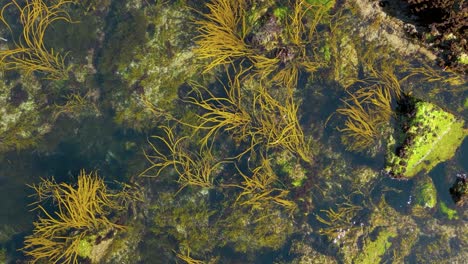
411 175 437 216
439 201 458 220
387 101 466 178
354 229 396 264
414 176 437 209
77 235 96 258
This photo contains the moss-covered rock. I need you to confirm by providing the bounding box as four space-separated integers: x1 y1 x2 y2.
272 150 307 187
333 199 418 263
411 175 437 216
386 100 467 178
108 2 201 131
0 73 51 152
77 235 97 258
354 229 396 264
220 205 295 253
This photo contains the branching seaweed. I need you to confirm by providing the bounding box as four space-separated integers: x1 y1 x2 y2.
336 85 393 152
142 125 225 190
231 157 297 213
193 0 251 74
0 0 75 79
194 0 327 89
316 203 363 241
22 170 130 264
186 67 311 162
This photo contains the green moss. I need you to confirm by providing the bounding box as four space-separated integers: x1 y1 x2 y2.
77 235 96 258
387 101 467 178
439 201 458 220
353 229 397 264
319 43 331 62
464 97 468 109
272 150 307 187
273 7 289 22
413 175 437 211
457 53 468 65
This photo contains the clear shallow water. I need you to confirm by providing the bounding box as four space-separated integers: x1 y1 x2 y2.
0 0 466 263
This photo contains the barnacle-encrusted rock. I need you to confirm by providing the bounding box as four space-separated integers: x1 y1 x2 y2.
386 100 466 178
450 173 467 207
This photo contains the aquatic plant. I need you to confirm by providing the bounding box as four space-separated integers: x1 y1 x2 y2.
176 248 205 264
0 0 74 79
22 170 131 263
193 0 251 73
232 157 297 213
142 125 224 190
316 202 362 240
185 67 253 151
194 0 328 89
402 62 466 91
252 81 311 162
52 92 100 121
336 85 393 152
186 68 311 162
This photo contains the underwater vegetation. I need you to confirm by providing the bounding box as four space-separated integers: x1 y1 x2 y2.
142 125 224 190
335 84 393 152
232 156 297 213
0 0 74 80
187 69 311 162
0 0 465 262
22 170 135 263
194 0 329 89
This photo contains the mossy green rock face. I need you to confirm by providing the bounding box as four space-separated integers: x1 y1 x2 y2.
387 101 466 178
412 175 437 215
353 229 396 264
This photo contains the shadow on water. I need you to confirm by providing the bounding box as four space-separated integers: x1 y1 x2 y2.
36 115 148 183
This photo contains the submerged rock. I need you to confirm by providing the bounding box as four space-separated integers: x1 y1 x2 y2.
386 99 467 179
411 175 437 216
450 173 468 207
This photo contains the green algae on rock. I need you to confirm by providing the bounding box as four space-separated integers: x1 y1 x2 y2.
353 229 396 264
386 100 467 178
439 201 458 220
411 175 437 216
333 198 418 264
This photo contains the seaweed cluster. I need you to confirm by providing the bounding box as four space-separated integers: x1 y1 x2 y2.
0 0 465 262
0 0 74 79
22 170 137 263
